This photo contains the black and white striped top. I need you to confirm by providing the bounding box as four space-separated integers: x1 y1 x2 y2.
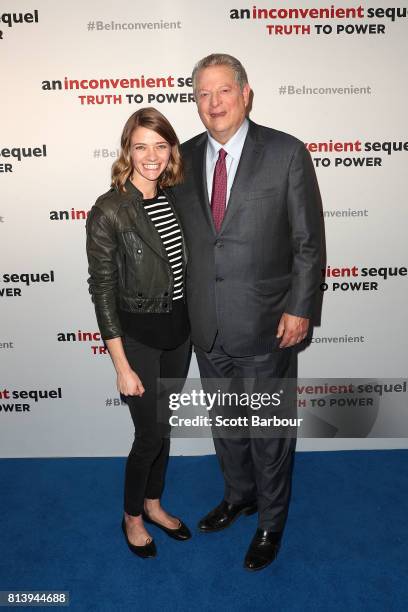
143 192 184 300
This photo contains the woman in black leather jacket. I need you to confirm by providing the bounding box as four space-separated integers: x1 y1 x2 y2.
86 108 191 558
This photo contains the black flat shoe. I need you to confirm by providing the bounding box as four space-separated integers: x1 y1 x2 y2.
198 500 257 532
244 528 282 571
143 513 192 541
121 518 157 558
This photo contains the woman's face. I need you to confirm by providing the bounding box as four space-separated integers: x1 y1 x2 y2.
130 126 171 188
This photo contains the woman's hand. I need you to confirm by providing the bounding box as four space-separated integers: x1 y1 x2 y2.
105 337 145 397
117 369 145 397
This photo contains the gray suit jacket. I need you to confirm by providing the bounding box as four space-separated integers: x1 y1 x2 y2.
174 120 322 356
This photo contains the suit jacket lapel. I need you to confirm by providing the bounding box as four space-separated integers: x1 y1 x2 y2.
221 121 264 233
192 133 216 234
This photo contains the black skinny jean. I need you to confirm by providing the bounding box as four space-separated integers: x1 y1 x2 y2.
122 334 191 516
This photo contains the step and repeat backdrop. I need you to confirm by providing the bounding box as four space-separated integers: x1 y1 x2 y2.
1 1 407 457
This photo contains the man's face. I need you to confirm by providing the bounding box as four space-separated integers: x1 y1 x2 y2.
195 65 250 144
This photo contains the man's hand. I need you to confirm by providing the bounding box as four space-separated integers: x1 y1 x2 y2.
276 313 309 348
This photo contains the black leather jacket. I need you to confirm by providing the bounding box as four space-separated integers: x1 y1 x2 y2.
86 180 187 340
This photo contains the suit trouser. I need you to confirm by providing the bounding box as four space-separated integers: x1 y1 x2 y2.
195 336 297 531
122 335 191 516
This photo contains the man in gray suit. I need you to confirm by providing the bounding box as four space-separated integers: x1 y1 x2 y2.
174 53 321 570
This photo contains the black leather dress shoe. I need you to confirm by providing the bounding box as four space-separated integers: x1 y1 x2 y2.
244 528 282 571
143 513 192 541
198 500 257 532
121 518 157 558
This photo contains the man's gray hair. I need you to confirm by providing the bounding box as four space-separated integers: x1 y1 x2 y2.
192 53 249 93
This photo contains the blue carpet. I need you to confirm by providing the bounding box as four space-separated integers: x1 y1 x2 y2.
0 451 407 611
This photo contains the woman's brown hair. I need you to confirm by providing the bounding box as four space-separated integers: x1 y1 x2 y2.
111 107 183 193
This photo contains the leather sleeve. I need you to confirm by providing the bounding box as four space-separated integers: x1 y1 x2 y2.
86 206 123 340
285 143 322 319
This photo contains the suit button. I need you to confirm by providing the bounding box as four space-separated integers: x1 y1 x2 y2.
137 303 143 308
137 248 142 254
137 292 143 297
164 291 169 296
216 277 224 282
215 241 223 248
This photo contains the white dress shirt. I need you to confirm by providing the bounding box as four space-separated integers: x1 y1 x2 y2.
206 118 249 206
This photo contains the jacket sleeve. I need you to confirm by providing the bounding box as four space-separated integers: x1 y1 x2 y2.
86 205 123 340
285 143 322 319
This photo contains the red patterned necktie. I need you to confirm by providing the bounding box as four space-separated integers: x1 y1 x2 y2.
210 148 227 232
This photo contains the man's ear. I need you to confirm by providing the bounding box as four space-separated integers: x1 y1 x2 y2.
242 83 251 108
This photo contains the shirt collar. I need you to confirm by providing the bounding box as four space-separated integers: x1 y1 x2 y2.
207 118 249 161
